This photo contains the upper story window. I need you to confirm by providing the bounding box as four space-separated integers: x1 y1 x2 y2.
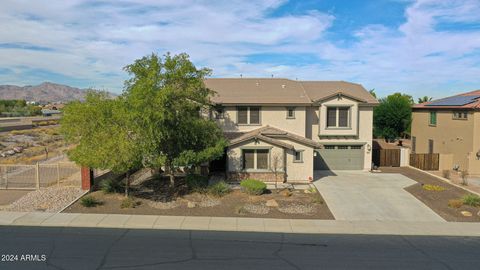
214 106 224 119
237 106 260 125
326 107 350 128
286 107 295 119
452 111 468 120
429 111 437 126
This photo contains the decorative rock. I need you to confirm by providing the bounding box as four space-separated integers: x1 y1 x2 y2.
461 211 472 217
304 189 312 194
280 189 292 197
187 201 197 208
265 199 279 207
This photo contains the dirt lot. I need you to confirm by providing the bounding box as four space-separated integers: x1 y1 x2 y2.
64 176 334 220
380 167 480 222
0 126 69 164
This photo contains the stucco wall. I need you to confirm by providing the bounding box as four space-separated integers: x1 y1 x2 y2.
218 106 306 137
227 139 313 182
318 96 359 137
411 110 475 173
469 112 480 175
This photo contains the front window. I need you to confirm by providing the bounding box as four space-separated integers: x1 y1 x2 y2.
327 107 350 128
429 111 437 126
242 149 269 170
237 106 261 125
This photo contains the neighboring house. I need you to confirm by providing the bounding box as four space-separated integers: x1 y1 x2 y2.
205 78 378 183
412 90 480 175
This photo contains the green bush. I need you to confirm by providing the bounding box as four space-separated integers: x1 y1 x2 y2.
100 178 123 194
240 179 267 195
462 194 480 207
80 196 101 207
185 174 209 192
120 197 141 209
208 181 231 197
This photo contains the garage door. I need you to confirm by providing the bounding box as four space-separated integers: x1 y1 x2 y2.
314 145 364 170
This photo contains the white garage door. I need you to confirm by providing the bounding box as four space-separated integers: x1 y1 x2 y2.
314 145 364 170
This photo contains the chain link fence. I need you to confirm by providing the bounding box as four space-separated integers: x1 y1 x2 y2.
0 162 81 190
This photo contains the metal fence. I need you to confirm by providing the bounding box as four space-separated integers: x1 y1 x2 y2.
0 162 81 190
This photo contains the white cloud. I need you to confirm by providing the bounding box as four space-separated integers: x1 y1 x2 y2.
0 0 479 99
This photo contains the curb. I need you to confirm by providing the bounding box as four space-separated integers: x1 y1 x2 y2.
407 166 480 197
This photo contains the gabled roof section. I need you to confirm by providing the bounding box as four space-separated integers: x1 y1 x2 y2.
205 78 378 105
301 81 378 104
413 90 480 110
228 126 322 149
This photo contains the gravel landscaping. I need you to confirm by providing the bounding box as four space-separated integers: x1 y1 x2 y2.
64 175 334 219
3 186 85 212
380 167 480 222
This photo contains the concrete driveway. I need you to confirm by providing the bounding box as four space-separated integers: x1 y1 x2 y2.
314 171 445 222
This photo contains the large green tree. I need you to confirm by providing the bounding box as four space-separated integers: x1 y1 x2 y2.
123 53 227 186
373 93 413 141
61 92 142 196
62 52 227 192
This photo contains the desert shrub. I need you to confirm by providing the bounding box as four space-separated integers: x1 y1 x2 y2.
185 174 209 192
448 199 463 208
100 178 123 194
80 196 101 207
240 179 267 195
120 197 141 209
207 181 231 197
422 184 445 192
462 194 480 207
442 170 451 179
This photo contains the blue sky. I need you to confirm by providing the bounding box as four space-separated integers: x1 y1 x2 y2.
1 0 480 99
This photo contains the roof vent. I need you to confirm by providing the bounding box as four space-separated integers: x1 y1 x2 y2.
256 82 260 86
281 84 286 89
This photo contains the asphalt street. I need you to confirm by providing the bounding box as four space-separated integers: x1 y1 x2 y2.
0 226 479 270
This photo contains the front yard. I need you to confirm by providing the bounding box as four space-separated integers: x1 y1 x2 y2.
64 175 334 220
380 167 480 222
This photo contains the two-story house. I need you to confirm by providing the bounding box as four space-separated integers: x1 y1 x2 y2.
411 90 480 175
205 78 378 183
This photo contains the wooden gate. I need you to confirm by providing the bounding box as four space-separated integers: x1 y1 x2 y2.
372 149 401 167
410 153 440 171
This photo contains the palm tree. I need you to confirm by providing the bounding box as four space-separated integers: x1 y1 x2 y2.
417 96 433 104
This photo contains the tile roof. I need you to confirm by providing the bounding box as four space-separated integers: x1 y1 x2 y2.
228 126 322 149
413 90 480 109
205 78 378 105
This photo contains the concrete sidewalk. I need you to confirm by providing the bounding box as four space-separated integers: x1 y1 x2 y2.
0 211 479 236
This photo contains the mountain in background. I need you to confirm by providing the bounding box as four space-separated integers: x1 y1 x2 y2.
0 82 116 103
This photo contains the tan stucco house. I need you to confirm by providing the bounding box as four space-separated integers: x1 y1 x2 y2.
205 78 378 183
411 90 480 175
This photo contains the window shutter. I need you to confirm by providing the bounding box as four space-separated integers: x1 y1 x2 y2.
238 107 248 124
338 107 349 127
243 150 254 169
327 107 336 127
256 149 269 169
249 107 260 124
